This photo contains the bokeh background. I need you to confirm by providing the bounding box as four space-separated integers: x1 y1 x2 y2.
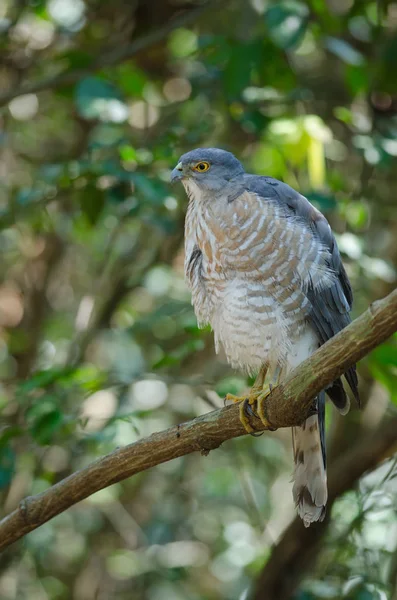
0 0 397 599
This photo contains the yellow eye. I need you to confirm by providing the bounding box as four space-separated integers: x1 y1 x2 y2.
193 161 210 172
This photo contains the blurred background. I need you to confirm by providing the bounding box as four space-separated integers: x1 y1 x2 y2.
0 0 397 598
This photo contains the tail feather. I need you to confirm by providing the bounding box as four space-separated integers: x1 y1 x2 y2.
326 378 350 415
292 393 327 527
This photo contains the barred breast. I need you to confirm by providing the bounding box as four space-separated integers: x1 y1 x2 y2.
184 185 333 373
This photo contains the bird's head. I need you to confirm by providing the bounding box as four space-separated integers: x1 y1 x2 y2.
171 148 244 193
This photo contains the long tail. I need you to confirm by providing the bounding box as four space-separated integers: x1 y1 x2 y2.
292 392 327 527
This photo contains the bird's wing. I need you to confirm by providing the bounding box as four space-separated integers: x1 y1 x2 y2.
242 174 359 407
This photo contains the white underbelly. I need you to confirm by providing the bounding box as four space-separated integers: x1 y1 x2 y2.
209 279 317 374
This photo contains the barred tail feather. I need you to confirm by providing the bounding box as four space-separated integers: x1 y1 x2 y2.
292 394 327 527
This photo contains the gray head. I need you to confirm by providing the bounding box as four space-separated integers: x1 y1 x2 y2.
171 148 245 192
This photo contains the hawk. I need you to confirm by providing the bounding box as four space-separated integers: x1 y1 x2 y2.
171 148 359 527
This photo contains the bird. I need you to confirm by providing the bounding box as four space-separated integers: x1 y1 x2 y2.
171 147 359 527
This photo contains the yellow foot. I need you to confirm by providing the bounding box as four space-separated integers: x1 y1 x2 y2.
225 387 260 434
226 384 276 434
256 385 275 429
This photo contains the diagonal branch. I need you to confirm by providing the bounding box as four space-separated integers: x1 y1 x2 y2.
0 3 210 107
0 288 396 553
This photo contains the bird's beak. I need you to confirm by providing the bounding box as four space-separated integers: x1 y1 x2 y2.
171 162 184 183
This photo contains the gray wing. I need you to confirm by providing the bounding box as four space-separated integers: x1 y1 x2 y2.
243 174 359 408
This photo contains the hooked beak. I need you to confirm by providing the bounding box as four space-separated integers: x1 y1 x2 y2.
170 162 184 183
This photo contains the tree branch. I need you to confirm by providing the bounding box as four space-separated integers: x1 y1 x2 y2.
0 288 396 553
0 3 210 108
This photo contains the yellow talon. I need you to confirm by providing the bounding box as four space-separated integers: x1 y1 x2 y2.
256 385 274 428
238 402 256 434
225 388 261 434
225 365 280 433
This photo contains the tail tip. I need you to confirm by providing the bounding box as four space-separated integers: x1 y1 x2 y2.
294 486 327 527
300 505 326 528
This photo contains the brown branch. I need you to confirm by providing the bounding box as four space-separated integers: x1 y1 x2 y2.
0 3 210 108
251 414 397 600
0 288 396 552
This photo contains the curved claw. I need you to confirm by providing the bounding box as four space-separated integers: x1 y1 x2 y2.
242 399 263 436
249 430 264 437
243 398 256 418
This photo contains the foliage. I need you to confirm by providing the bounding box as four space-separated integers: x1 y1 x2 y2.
0 0 396 599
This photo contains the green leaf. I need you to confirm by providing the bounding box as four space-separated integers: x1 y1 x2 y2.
168 28 198 58
19 368 76 393
0 446 15 489
78 183 106 225
131 173 167 205
75 77 126 121
115 64 147 97
119 145 137 162
0 426 24 447
215 377 248 398
345 65 369 95
305 192 337 211
371 343 397 367
369 363 397 405
152 355 180 370
223 42 260 99
265 1 309 50
60 50 93 70
31 409 63 446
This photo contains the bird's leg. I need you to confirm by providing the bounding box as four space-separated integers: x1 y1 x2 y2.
256 364 281 428
225 363 281 433
225 364 269 433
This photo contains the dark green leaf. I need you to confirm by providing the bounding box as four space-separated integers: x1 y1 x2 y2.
223 42 259 99
75 77 123 120
78 183 106 225
19 368 76 393
31 409 63 446
371 343 397 367
0 446 15 489
305 192 337 211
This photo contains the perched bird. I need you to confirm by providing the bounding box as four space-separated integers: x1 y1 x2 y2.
171 148 359 527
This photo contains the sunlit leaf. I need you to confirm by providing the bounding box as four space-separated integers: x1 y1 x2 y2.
168 29 197 58
325 37 365 66
265 1 309 49
307 136 325 189
75 77 126 121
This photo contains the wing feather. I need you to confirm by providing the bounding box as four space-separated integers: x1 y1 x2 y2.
243 174 359 406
